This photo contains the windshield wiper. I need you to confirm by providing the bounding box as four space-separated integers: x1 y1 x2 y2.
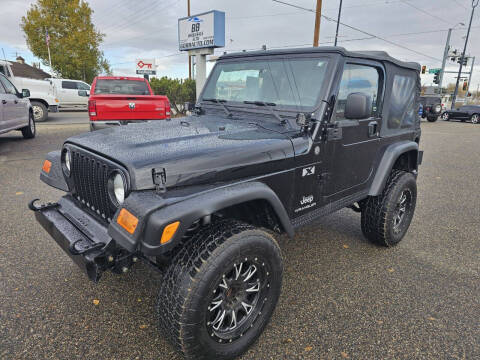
243 101 286 125
202 98 232 117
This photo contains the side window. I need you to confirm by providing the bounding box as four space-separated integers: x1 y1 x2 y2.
77 82 90 90
387 74 416 129
0 75 18 95
336 63 380 120
62 81 77 89
0 78 5 94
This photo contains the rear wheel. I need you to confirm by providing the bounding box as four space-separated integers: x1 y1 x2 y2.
471 114 479 124
361 170 417 246
21 112 36 139
31 101 48 122
441 112 450 121
157 220 283 360
427 116 438 122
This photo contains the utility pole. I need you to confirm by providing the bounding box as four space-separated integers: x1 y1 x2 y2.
313 0 322 46
451 0 478 109
465 56 475 103
188 0 192 79
438 28 452 94
334 0 343 46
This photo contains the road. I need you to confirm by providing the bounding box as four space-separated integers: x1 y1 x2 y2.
0 118 479 360
44 110 89 124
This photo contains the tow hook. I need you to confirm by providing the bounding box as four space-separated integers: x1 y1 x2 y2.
28 199 59 212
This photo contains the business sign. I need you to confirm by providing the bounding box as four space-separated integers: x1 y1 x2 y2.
428 68 441 74
136 59 156 75
178 10 225 51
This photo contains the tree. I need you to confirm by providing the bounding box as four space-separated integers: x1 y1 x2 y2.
21 0 110 83
149 77 196 115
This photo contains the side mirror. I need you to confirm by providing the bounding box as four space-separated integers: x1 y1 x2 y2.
344 92 372 120
21 89 30 98
78 90 89 97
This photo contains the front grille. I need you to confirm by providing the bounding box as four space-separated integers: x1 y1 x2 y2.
71 149 114 221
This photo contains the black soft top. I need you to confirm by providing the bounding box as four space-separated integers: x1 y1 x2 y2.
219 46 421 72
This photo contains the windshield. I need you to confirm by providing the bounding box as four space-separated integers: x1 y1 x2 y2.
94 79 149 95
202 57 329 109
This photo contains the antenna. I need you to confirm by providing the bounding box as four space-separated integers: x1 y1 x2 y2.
1 48 7 63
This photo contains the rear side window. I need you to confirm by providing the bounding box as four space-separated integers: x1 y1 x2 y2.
387 74 416 129
94 79 149 95
336 63 381 120
77 82 90 90
62 81 77 89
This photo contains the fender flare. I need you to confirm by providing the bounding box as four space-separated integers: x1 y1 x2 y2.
128 181 294 255
368 141 418 196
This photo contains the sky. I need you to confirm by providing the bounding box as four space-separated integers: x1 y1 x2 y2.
1 0 479 90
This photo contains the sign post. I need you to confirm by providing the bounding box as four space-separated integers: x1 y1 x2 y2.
178 10 225 99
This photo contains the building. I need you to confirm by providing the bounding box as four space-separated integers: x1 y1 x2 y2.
9 56 51 79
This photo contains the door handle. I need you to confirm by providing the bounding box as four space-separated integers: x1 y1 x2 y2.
1 100 6 104
368 121 378 137
14 100 18 104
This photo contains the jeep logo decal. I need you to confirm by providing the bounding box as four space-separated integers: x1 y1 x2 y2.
300 195 314 205
129 102 135 110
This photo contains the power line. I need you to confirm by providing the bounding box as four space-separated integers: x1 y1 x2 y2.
271 0 442 61
399 0 455 25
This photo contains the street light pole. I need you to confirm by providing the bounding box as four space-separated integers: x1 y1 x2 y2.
334 0 343 46
188 0 192 79
451 0 478 109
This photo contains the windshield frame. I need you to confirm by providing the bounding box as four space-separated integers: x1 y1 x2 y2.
199 53 337 114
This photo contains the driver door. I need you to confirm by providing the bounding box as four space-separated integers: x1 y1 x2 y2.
324 61 384 202
0 74 24 129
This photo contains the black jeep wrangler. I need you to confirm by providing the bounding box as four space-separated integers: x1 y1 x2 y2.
419 95 442 122
31 47 423 360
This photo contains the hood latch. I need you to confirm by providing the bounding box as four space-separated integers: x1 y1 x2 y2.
152 168 167 194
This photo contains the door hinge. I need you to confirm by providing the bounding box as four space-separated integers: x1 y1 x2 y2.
322 123 342 141
152 168 167 194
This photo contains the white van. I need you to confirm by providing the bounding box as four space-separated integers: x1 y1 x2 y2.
49 78 91 109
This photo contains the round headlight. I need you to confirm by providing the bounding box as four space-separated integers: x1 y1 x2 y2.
112 172 125 205
62 148 72 176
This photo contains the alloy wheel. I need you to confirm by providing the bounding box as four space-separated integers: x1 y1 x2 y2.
442 113 449 121
471 114 479 124
393 189 412 234
206 257 270 343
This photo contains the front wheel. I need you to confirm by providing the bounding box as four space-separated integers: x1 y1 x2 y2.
471 114 479 124
31 101 48 122
361 170 417 246
157 220 283 360
441 112 450 121
21 112 36 139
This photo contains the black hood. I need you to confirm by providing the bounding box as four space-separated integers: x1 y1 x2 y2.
66 115 295 190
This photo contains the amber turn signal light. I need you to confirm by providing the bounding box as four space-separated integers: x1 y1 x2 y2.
42 160 52 173
117 208 138 234
161 221 180 244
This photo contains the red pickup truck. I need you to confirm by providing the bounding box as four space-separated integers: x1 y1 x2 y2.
88 76 171 131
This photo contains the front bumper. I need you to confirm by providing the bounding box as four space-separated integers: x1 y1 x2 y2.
30 196 118 282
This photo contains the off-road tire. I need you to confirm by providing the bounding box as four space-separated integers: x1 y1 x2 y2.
31 101 48 122
157 219 283 360
426 116 438 122
21 112 36 139
470 114 479 124
361 170 417 246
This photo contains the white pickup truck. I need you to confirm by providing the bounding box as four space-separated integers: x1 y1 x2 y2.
0 60 58 122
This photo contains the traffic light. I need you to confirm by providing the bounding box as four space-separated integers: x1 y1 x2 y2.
433 72 440 84
421 65 426 74
463 81 468 91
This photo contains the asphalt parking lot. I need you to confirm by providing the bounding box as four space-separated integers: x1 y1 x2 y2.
0 117 479 360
